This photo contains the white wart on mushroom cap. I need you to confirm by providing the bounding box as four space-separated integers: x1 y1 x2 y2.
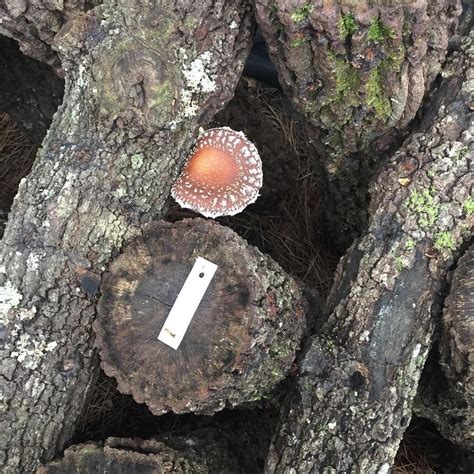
171 127 263 218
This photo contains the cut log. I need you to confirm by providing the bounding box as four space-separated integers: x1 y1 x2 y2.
94 218 306 415
416 244 474 450
39 433 243 473
0 1 254 471
254 0 462 248
264 28 473 473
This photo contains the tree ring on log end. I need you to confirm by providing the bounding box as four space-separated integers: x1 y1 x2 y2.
94 219 306 414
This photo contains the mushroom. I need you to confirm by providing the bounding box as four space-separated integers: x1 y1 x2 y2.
171 127 263 218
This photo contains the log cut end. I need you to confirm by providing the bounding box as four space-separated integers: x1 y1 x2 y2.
94 219 306 414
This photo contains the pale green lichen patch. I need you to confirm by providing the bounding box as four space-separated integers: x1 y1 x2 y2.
434 231 456 252
94 210 131 248
130 154 144 170
395 255 406 271
18 306 37 322
407 189 440 228
463 196 474 215
405 238 415 250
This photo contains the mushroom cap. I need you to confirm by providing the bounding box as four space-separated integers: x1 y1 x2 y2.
171 127 263 218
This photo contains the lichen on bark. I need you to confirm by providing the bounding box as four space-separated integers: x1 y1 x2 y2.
265 28 473 474
0 1 254 471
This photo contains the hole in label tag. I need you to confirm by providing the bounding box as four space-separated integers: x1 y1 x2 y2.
158 257 218 350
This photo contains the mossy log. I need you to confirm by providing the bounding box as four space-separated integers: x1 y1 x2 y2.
255 0 462 248
416 244 474 450
95 218 306 415
265 29 473 473
0 1 253 471
255 0 461 156
39 433 243 473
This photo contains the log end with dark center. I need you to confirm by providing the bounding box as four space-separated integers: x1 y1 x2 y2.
94 219 306 415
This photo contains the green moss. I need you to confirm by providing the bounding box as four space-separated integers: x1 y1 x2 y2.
434 231 456 252
335 61 360 97
291 4 312 23
368 17 395 42
405 238 415 250
407 189 440 228
365 19 403 120
339 13 357 40
395 256 406 271
327 51 360 105
463 196 474 215
366 65 391 119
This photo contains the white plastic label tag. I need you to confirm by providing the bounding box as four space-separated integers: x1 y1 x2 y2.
158 256 217 350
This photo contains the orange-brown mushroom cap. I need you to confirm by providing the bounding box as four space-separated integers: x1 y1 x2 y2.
171 127 263 218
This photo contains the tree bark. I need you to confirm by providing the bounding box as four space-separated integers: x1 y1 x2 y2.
415 243 473 450
265 29 473 473
39 432 244 473
95 218 306 415
0 0 94 71
254 0 462 249
0 1 253 472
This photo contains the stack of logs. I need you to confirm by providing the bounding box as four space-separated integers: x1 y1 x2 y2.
0 0 471 473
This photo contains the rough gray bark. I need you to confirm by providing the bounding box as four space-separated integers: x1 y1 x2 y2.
254 0 462 249
95 218 306 415
265 29 473 473
39 433 243 473
0 36 64 144
415 244 473 450
0 1 253 472
0 0 94 71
